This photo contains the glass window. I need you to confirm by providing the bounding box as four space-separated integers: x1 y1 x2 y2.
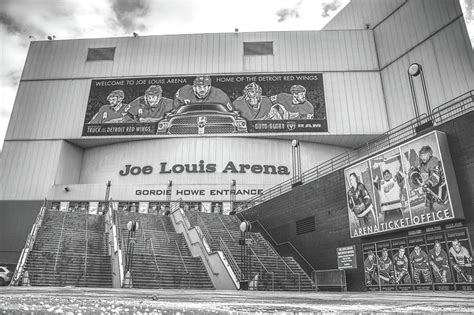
211 202 223 214
86 47 115 61
244 42 273 55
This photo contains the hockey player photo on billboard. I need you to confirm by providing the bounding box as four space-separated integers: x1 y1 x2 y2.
377 245 396 287
408 237 433 287
371 148 409 227
392 244 412 287
345 161 377 237
400 133 452 222
428 239 452 285
363 248 379 287
448 238 473 283
83 73 327 136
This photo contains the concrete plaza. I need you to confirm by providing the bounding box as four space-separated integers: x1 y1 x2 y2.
1 287 474 313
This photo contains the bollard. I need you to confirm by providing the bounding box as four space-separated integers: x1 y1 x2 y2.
124 270 133 288
22 270 31 286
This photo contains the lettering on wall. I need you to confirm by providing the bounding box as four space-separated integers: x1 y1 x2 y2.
119 161 290 176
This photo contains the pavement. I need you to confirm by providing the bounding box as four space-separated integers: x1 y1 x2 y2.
1 287 474 314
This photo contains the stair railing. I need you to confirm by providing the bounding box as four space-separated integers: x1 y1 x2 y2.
247 245 273 289
196 213 214 243
218 215 235 242
84 212 88 284
159 215 170 243
53 211 68 273
219 237 242 280
241 217 316 278
139 219 161 278
10 201 48 286
175 239 190 287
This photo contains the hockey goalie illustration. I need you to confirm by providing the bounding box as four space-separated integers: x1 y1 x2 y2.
408 145 448 213
400 133 454 218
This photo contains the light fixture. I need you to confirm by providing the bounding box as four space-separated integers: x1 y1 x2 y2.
291 139 302 187
407 62 432 125
408 63 421 77
64 186 70 192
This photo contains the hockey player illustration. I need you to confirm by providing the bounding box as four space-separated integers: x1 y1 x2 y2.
126 85 175 122
347 172 376 228
173 75 233 110
88 90 131 123
267 85 314 120
364 250 378 285
393 246 411 284
373 169 406 222
448 239 473 282
377 248 395 284
232 82 272 120
428 240 451 283
409 245 432 284
408 145 447 213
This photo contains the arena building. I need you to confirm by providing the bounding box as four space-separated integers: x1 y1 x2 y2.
1 0 473 291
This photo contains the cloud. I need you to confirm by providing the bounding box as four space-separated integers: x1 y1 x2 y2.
321 0 342 18
462 0 473 22
276 0 302 23
111 0 151 33
0 12 25 34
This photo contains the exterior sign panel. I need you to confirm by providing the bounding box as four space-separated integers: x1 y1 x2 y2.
345 131 463 238
82 73 326 136
337 245 357 269
363 227 473 291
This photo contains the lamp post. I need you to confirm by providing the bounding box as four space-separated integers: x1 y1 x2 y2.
408 63 432 129
104 180 111 215
165 180 173 215
291 139 302 187
124 220 138 288
230 179 236 215
239 220 252 290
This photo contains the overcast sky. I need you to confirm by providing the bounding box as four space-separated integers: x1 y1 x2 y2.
0 0 473 150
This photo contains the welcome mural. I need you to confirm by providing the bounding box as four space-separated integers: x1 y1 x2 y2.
82 73 326 136
344 131 464 238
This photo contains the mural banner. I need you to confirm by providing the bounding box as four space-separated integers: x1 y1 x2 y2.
363 226 473 291
345 131 464 238
82 73 327 136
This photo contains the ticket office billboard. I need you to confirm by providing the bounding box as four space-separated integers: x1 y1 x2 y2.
345 131 463 238
363 227 474 291
82 73 327 136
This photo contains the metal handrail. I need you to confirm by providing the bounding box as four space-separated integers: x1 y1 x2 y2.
175 239 189 274
196 212 214 243
159 215 170 243
84 212 88 283
218 215 235 242
241 90 473 208
239 216 317 277
10 201 48 286
53 211 68 273
248 246 270 274
219 237 242 280
139 218 161 275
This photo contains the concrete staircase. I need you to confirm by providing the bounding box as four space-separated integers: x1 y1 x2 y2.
187 211 315 291
117 211 214 289
24 210 112 287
